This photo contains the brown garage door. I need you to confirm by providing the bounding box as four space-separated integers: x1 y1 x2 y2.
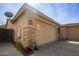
68 27 79 41
35 20 57 46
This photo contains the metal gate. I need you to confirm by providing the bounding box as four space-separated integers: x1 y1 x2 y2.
0 29 14 42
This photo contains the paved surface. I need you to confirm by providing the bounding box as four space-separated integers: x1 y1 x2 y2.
0 42 23 56
30 40 79 56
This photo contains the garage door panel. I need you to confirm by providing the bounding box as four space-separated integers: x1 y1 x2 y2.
68 27 79 40
36 20 56 46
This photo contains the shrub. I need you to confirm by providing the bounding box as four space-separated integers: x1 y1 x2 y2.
16 42 24 54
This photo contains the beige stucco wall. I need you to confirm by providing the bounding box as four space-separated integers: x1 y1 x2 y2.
60 27 66 40
25 5 59 46
13 10 29 47
7 21 14 29
10 4 59 48
34 12 59 45
60 25 79 41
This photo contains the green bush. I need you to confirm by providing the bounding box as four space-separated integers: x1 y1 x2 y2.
16 42 24 53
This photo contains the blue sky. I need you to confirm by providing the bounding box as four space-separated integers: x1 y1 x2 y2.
0 3 79 25
0 3 23 25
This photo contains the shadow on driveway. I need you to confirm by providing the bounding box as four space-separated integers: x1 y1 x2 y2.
30 40 79 56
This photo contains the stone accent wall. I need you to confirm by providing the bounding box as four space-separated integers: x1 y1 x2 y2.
23 26 36 48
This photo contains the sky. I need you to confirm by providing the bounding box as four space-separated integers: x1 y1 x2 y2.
0 3 79 25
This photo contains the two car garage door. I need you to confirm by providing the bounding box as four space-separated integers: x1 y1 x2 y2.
35 20 57 46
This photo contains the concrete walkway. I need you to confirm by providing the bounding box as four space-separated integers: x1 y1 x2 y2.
0 42 23 56
30 40 79 56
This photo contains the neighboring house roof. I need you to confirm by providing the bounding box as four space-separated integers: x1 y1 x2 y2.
0 24 5 28
11 3 60 26
61 23 79 27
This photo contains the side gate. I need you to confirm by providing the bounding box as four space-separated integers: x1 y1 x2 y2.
0 29 14 42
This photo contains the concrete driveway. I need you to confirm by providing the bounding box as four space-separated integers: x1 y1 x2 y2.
0 42 23 56
30 40 79 56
